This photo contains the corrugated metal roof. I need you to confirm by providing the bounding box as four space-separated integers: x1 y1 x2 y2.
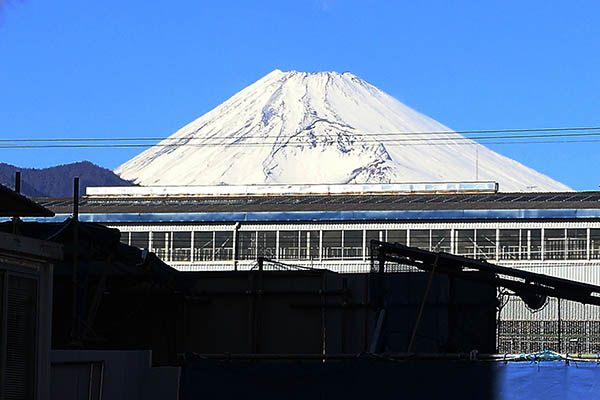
36 191 600 215
0 184 54 217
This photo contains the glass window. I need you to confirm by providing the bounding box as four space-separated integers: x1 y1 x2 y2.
410 229 430 250
431 229 451 253
566 229 587 260
544 229 565 260
152 232 170 261
238 231 256 260
299 231 320 260
522 229 542 260
120 231 130 245
130 232 149 249
172 231 191 261
366 230 384 257
257 231 276 258
499 229 520 260
343 230 363 259
454 230 475 258
476 229 496 260
322 230 342 259
387 230 407 245
215 231 234 261
194 231 214 261
591 229 600 259
279 231 299 260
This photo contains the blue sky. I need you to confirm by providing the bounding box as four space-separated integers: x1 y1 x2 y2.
1 1 599 190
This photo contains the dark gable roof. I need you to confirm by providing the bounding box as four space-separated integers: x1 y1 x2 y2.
36 191 600 214
0 184 54 217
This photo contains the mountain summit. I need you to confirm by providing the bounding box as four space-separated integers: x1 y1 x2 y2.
115 70 569 192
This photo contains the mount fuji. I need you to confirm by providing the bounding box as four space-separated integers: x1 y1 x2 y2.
115 69 570 192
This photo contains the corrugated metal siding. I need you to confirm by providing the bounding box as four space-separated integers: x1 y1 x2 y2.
5 275 37 400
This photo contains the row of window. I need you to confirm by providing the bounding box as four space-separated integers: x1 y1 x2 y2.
120 228 600 263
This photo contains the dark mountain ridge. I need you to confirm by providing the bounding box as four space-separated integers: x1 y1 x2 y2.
0 161 135 197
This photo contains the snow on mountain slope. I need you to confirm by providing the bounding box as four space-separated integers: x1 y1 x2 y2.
115 69 571 192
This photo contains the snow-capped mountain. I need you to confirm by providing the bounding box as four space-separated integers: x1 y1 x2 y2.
115 69 570 192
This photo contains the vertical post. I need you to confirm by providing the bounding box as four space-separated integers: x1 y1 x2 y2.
71 177 80 344
190 230 195 263
495 229 500 261
256 256 263 354
321 269 327 361
233 223 240 270
541 228 545 261
564 228 568 260
275 230 280 261
14 171 20 194
319 230 323 262
587 228 591 261
558 298 562 353
362 229 366 262
527 230 532 260
12 171 21 234
447 277 456 353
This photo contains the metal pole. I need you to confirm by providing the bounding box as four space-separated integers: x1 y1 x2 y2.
14 171 20 194
71 177 80 343
12 171 21 234
408 254 440 353
558 297 561 353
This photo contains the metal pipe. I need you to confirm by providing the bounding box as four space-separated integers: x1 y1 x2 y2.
71 177 80 343
558 298 562 353
14 171 20 194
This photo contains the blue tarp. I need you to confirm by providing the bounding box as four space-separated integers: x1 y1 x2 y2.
496 361 600 399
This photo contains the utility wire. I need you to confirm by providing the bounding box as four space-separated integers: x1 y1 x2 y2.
2 138 600 149
1 125 600 143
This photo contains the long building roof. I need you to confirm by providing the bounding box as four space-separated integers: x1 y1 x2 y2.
30 191 600 223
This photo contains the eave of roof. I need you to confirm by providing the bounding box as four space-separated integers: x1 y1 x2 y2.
0 184 54 217
19 208 600 224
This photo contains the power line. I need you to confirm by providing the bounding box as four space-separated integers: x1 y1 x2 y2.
1 125 600 143
1 137 600 149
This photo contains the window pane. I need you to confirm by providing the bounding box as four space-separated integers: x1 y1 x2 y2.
343 230 363 259
257 231 276 258
454 230 475 258
152 232 170 261
279 231 299 260
323 231 342 259
567 229 587 260
523 229 542 260
410 229 430 250
591 229 600 259
215 231 233 261
431 229 451 253
238 231 256 260
120 231 130 245
387 230 407 245
366 230 383 257
172 231 191 261
194 231 214 261
544 229 565 260
299 231 320 260
476 229 496 260
130 232 149 249
499 229 520 260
